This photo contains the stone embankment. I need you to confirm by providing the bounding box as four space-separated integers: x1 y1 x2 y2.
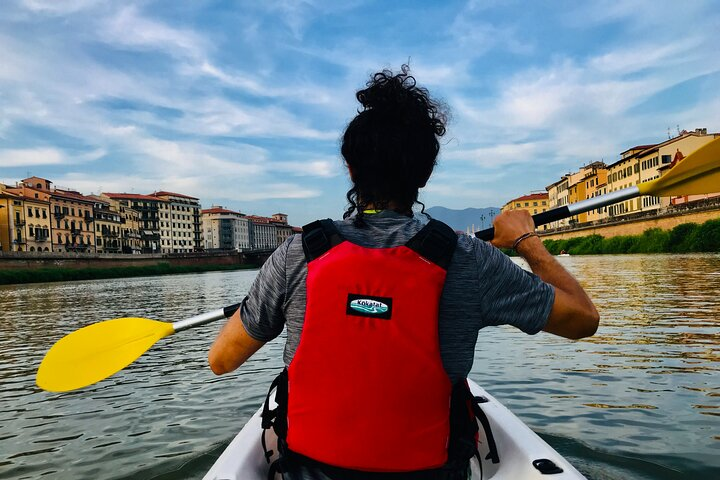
540 201 720 241
0 251 252 271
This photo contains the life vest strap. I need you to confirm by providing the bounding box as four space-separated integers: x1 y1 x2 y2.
405 220 457 270
301 219 344 261
302 218 457 268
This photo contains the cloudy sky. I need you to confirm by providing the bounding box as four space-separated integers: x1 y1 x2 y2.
1 0 718 226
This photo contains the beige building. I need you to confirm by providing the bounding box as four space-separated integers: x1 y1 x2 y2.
271 213 293 245
152 191 202 253
247 216 278 250
88 196 123 253
103 193 163 253
100 194 142 254
201 206 251 251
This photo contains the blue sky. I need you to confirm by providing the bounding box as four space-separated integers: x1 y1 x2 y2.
1 0 718 226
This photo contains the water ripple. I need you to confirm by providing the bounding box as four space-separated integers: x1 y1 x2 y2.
1 257 719 479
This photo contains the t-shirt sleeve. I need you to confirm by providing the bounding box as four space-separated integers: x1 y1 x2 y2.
240 236 292 342
474 239 555 334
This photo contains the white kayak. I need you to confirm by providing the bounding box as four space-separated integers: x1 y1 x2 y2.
204 379 586 479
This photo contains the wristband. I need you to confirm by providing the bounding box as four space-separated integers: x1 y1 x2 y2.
512 231 538 251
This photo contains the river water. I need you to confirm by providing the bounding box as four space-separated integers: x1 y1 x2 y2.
1 254 718 479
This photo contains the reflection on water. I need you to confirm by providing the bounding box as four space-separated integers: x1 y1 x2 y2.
1 255 719 479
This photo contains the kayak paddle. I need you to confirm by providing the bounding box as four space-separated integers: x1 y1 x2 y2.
36 304 240 392
476 136 720 240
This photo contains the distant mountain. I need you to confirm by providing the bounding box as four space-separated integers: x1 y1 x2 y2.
424 206 501 233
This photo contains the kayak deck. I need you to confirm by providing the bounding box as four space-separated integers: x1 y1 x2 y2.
203 379 586 479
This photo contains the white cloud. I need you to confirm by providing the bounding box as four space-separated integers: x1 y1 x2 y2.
210 182 321 201
444 142 550 168
100 6 207 61
20 0 102 14
272 158 341 178
0 148 65 166
0 147 103 167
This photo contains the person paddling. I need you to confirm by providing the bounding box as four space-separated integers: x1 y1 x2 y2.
208 65 599 479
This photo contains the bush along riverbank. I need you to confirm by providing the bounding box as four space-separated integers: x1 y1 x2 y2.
541 219 720 255
0 262 257 286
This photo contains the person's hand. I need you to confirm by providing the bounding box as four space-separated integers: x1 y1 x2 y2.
490 210 536 249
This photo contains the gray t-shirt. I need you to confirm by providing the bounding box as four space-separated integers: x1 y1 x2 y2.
241 211 554 384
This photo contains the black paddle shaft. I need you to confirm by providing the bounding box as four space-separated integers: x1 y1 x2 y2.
474 206 571 241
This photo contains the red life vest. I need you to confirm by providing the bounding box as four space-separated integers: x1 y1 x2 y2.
288 219 457 471
261 219 497 478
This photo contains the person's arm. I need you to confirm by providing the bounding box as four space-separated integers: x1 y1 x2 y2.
491 210 599 339
208 308 265 375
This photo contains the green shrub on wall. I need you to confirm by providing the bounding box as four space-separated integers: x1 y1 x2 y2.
0 263 255 285
538 218 720 255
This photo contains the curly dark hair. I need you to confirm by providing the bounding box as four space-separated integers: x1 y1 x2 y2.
341 64 447 225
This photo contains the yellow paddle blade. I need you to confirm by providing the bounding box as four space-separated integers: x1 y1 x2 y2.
36 318 175 392
638 137 720 196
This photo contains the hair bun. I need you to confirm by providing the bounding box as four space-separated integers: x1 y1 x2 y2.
355 64 445 136
357 65 417 112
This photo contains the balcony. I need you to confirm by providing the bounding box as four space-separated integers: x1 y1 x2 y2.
141 231 161 241
35 235 49 242
84 216 94 223
71 228 82 236
53 211 66 219
15 219 26 226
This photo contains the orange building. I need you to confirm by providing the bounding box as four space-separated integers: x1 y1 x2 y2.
21 177 96 253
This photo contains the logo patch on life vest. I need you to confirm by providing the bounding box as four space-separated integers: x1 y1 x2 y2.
346 294 393 320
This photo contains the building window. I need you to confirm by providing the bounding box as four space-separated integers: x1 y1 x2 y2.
28 208 33 217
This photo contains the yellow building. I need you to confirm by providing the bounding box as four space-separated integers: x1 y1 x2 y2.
88 196 123 253
585 174 609 223
21 177 95 252
102 193 163 253
0 188 27 252
606 145 648 218
546 162 607 227
501 192 550 230
6 185 52 252
640 129 720 210
607 129 719 218
567 181 587 224
577 162 608 223
100 194 142 254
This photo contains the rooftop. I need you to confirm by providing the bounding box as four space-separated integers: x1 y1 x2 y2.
202 207 243 215
152 191 199 200
103 192 169 202
52 189 95 203
512 192 549 202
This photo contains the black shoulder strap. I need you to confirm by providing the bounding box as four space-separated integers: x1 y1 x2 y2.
406 219 457 270
301 219 344 262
